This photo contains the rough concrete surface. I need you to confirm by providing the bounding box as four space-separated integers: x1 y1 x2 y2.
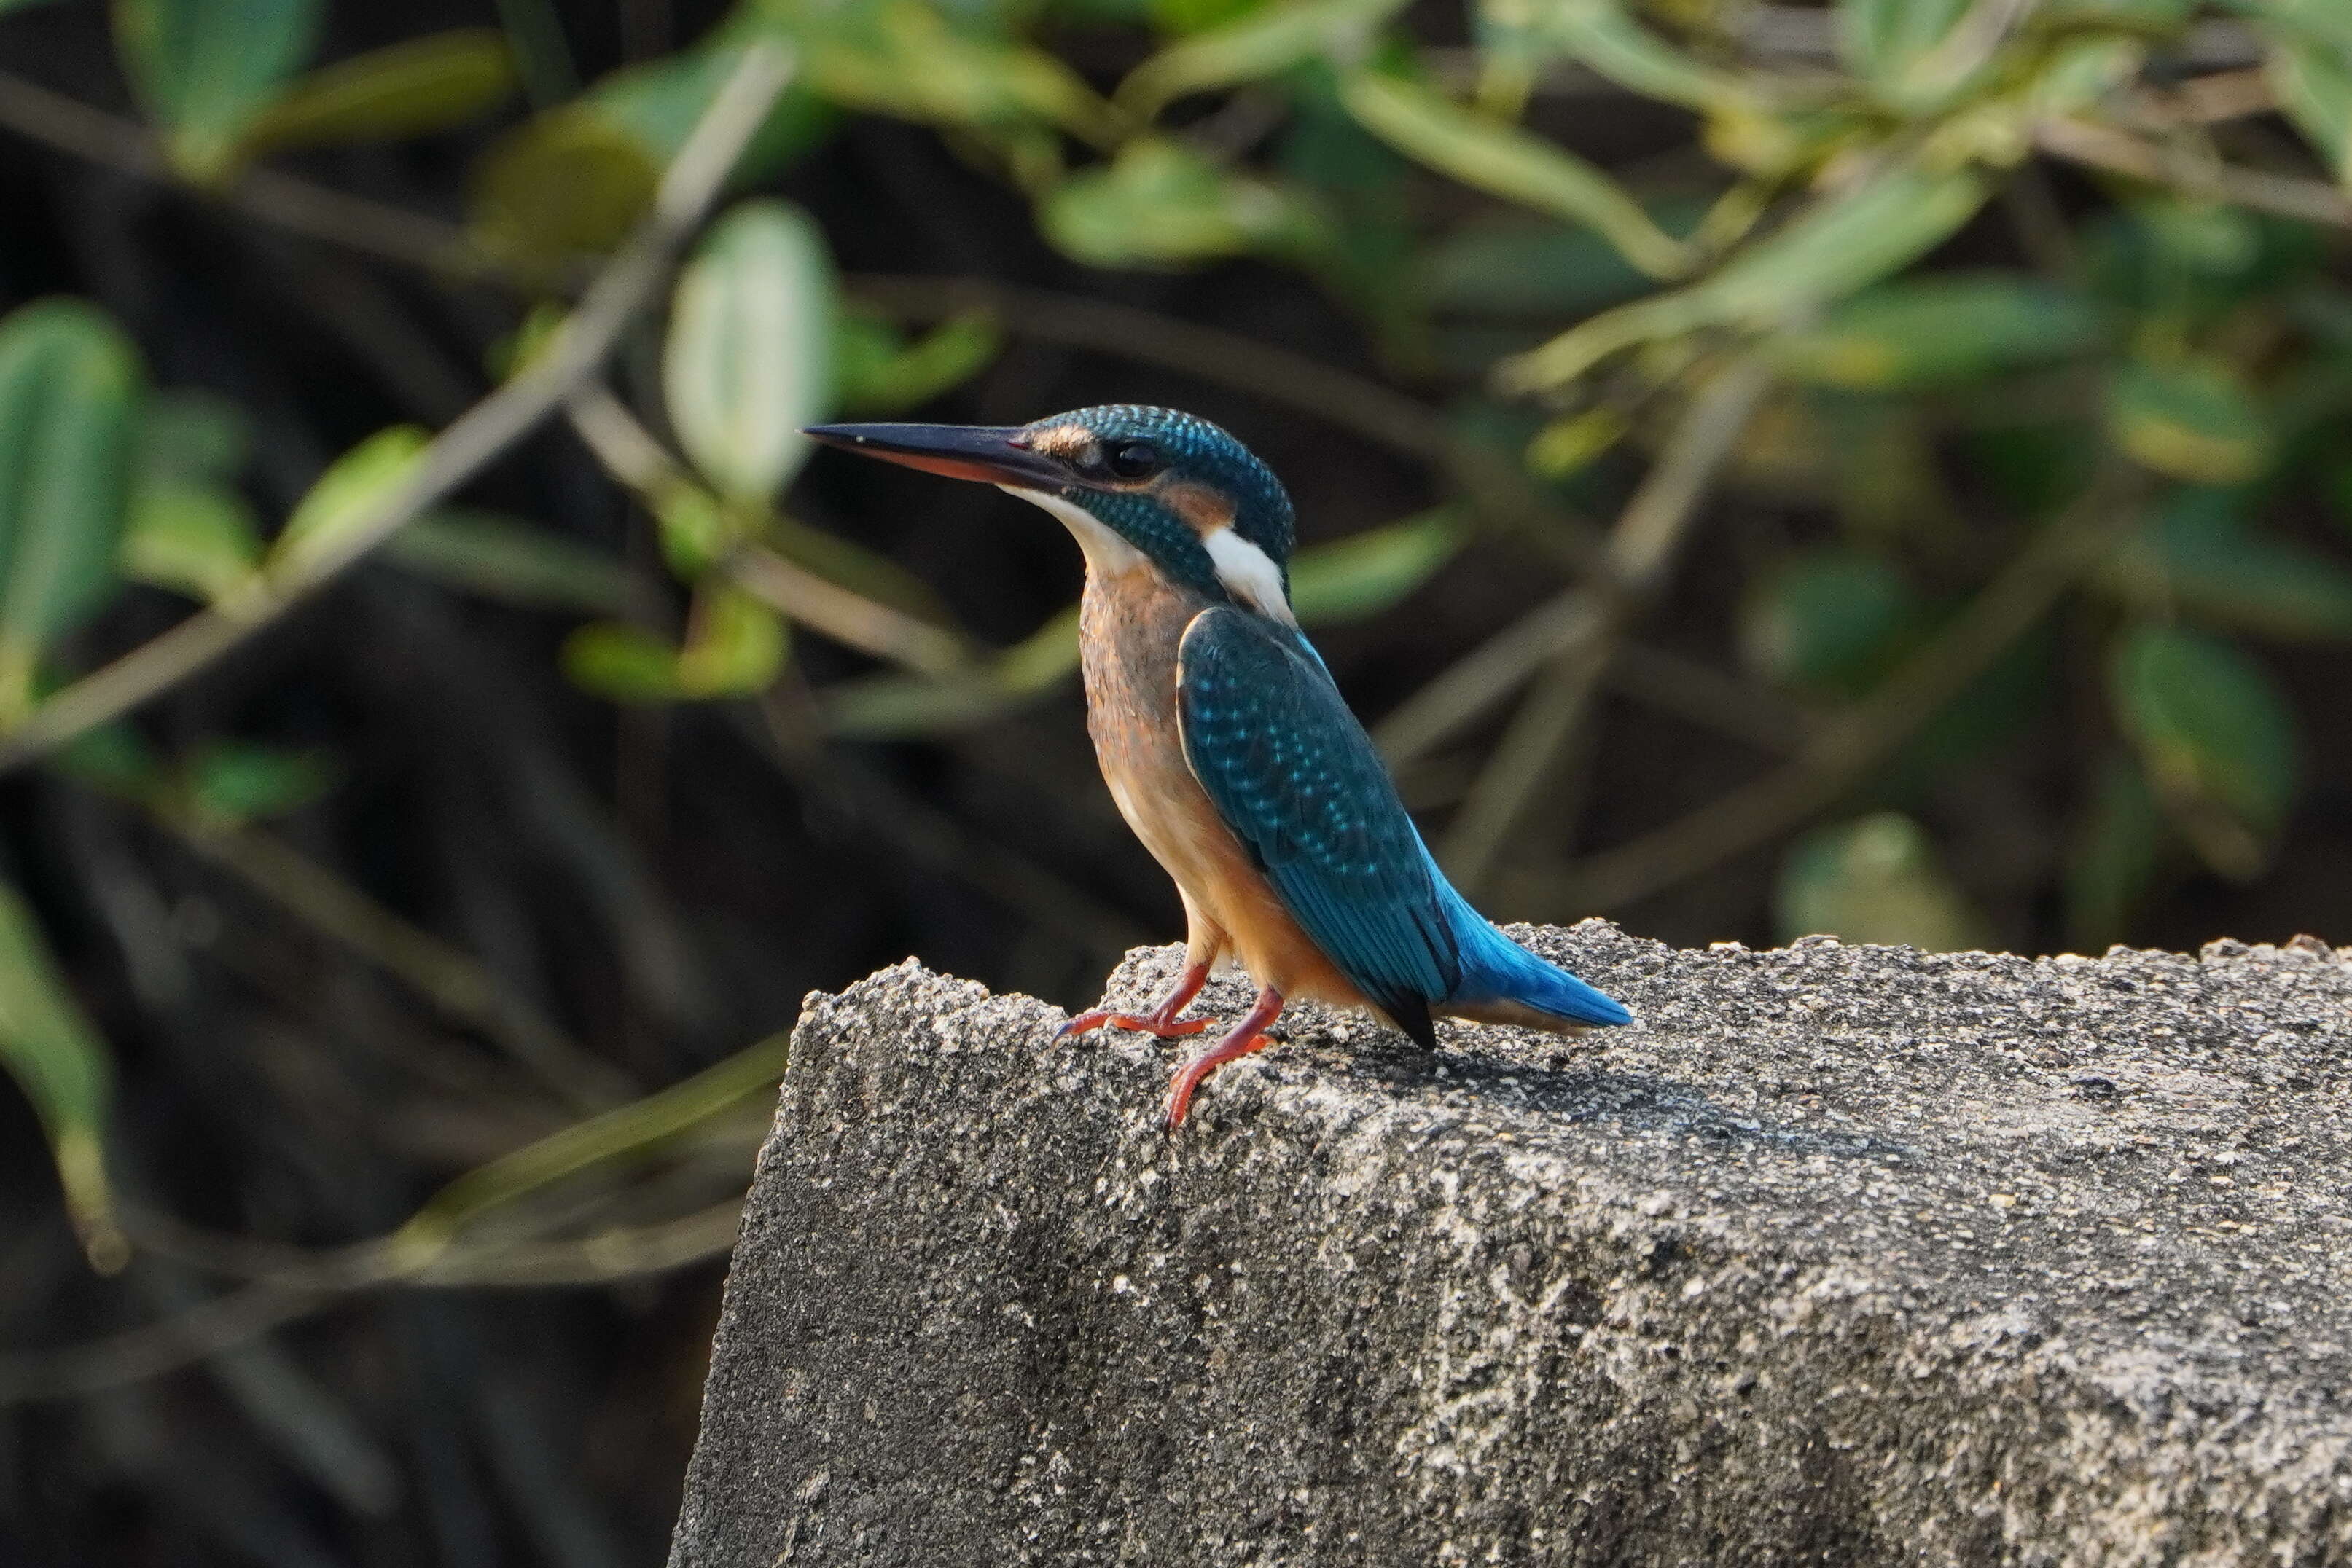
671 923 2352 1567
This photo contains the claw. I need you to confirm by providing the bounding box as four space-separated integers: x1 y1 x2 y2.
1165 986 1284 1130
1055 1008 1211 1042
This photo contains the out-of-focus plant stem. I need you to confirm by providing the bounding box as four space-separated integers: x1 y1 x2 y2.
0 44 795 777
1439 357 1776 893
1520 460 2149 915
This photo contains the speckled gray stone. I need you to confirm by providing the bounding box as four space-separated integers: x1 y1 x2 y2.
669 922 2352 1567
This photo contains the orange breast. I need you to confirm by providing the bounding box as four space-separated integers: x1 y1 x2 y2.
1078 570 1365 1009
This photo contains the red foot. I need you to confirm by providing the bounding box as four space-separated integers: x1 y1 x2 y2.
1055 960 1212 1043
1165 986 1284 1131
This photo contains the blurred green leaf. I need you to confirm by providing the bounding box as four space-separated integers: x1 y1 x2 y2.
2268 34 2352 187
238 29 516 157
1769 273 2104 389
1289 509 1463 624
654 485 731 579
2109 624 2300 879
383 509 628 614
1117 0 1408 118
835 310 1004 416
1539 0 1746 114
1421 201 1704 318
787 0 1117 144
563 585 786 703
469 106 660 277
1041 138 1328 267
1775 811 1992 951
1836 0 1985 114
565 622 690 703
1525 406 1628 477
1961 421 2098 519
0 878 123 1272
1504 164 1990 390
2106 356 2274 485
1740 547 1924 698
134 388 249 485
2099 487 2352 640
2082 199 2320 317
272 425 429 575
120 480 264 608
595 33 833 184
2042 0 2191 25
113 0 321 180
678 581 788 696
1339 71 1689 280
2064 751 2165 951
52 721 161 799
664 200 837 506
0 299 144 724
183 739 335 826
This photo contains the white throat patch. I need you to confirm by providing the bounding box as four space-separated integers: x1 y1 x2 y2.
1001 485 1295 624
1001 486 1146 576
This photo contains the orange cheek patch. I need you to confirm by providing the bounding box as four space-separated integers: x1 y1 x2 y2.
1160 481 1235 536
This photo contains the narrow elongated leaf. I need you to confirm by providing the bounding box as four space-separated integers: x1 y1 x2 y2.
1739 548 1924 697
238 29 516 157
183 740 335 826
1769 273 2105 388
120 480 264 608
1539 0 1745 113
270 425 429 575
384 509 627 614
797 1 1115 143
392 1030 787 1258
113 0 321 179
663 200 837 506
1503 164 1990 390
834 310 1003 417
2098 488 2352 640
1287 509 1464 624
1340 72 1689 280
564 622 689 704
1836 0 1982 114
0 299 144 722
2268 35 2352 187
1041 138 1328 267
469 106 660 277
1117 0 1410 118
0 879 123 1271
2106 357 2274 485
135 388 248 485
1776 812 1992 951
2109 624 2301 878
676 581 787 697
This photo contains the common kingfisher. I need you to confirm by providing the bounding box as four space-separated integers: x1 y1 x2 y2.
806 406 1633 1128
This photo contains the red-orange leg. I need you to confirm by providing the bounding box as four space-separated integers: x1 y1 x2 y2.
1165 986 1284 1131
1055 961 1213 1043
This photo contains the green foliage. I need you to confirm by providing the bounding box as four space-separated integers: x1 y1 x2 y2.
0 878 122 1271
114 0 322 178
239 28 517 155
1769 275 2106 390
1740 549 1924 699
271 424 429 574
0 299 143 723
2109 624 2302 879
1775 812 1993 951
665 200 838 507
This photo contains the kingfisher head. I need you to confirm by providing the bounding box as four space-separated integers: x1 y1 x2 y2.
805 405 1297 622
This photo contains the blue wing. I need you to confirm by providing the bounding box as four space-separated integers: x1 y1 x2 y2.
1176 606 1456 1044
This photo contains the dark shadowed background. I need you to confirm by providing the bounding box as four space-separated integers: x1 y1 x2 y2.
0 0 2348 1559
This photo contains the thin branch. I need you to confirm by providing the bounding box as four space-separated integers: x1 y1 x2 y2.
2034 116 2352 230
1520 461 2146 914
0 1200 744 1404
157 812 636 1111
563 388 973 677
1437 358 1774 890
0 69 491 278
0 44 794 777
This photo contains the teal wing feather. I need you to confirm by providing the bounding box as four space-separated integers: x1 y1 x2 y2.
1176 605 1456 1044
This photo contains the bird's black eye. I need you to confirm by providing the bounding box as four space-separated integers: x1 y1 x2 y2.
1108 440 1160 479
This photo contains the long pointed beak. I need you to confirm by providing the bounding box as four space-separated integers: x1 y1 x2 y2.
803 423 1068 490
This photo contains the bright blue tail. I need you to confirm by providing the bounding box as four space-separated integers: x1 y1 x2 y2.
1430 869 1633 1027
